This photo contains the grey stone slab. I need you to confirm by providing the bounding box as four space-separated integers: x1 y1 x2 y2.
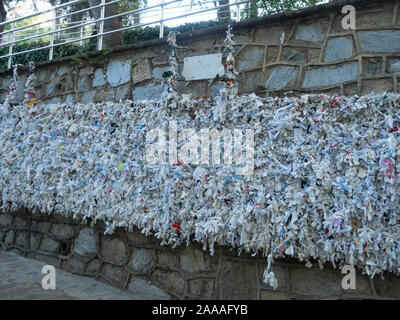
39 236 59 254
217 259 257 299
152 66 170 80
0 214 12 228
387 59 400 74
74 228 97 257
101 237 128 265
151 268 184 296
130 248 156 274
295 23 325 42
93 68 106 87
325 37 354 62
81 90 96 104
115 84 131 101
77 76 90 92
302 62 359 89
180 247 206 273
265 66 298 90
132 83 163 101
238 47 264 71
50 223 76 240
106 59 131 87
359 30 400 53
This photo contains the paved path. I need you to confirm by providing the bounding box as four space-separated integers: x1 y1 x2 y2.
0 250 152 300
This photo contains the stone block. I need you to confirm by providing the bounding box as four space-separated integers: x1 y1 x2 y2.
31 220 50 233
152 52 169 66
107 59 131 87
282 47 307 63
15 231 29 248
363 58 382 76
359 30 400 53
133 59 152 84
0 214 12 228
74 228 97 257
81 90 96 104
115 84 131 101
324 37 354 63
50 223 76 240
29 232 41 250
66 94 75 105
93 68 106 87
57 66 73 77
266 46 280 64
126 228 153 246
14 216 28 228
130 248 156 274
243 70 264 92
157 250 178 268
343 83 359 96
217 259 258 299
372 274 400 298
152 66 170 80
290 267 344 298
387 59 400 75
151 268 185 297
361 78 393 95
294 21 327 42
254 25 287 45
128 277 171 300
62 255 86 273
44 82 54 97
79 66 93 77
302 62 359 89
85 258 102 274
40 236 59 254
265 66 298 90
4 230 15 246
102 263 128 288
238 47 264 71
357 3 394 28
209 82 223 97
132 83 163 101
54 74 74 94
77 76 91 92
188 278 214 298
101 237 128 265
180 247 207 274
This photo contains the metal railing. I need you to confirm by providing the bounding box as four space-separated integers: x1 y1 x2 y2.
0 0 250 69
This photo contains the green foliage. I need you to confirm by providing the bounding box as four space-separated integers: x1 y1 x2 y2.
0 20 227 71
0 0 325 71
253 0 326 16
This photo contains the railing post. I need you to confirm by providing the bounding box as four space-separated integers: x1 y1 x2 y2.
7 22 15 69
159 0 165 38
97 0 105 51
80 24 83 46
49 9 56 61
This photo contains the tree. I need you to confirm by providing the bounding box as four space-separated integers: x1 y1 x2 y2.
0 0 10 43
251 0 325 16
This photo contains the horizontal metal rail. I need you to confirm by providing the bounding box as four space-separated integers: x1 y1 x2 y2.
0 0 249 66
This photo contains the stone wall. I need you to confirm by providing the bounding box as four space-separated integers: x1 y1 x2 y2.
1 210 400 300
1 0 400 104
